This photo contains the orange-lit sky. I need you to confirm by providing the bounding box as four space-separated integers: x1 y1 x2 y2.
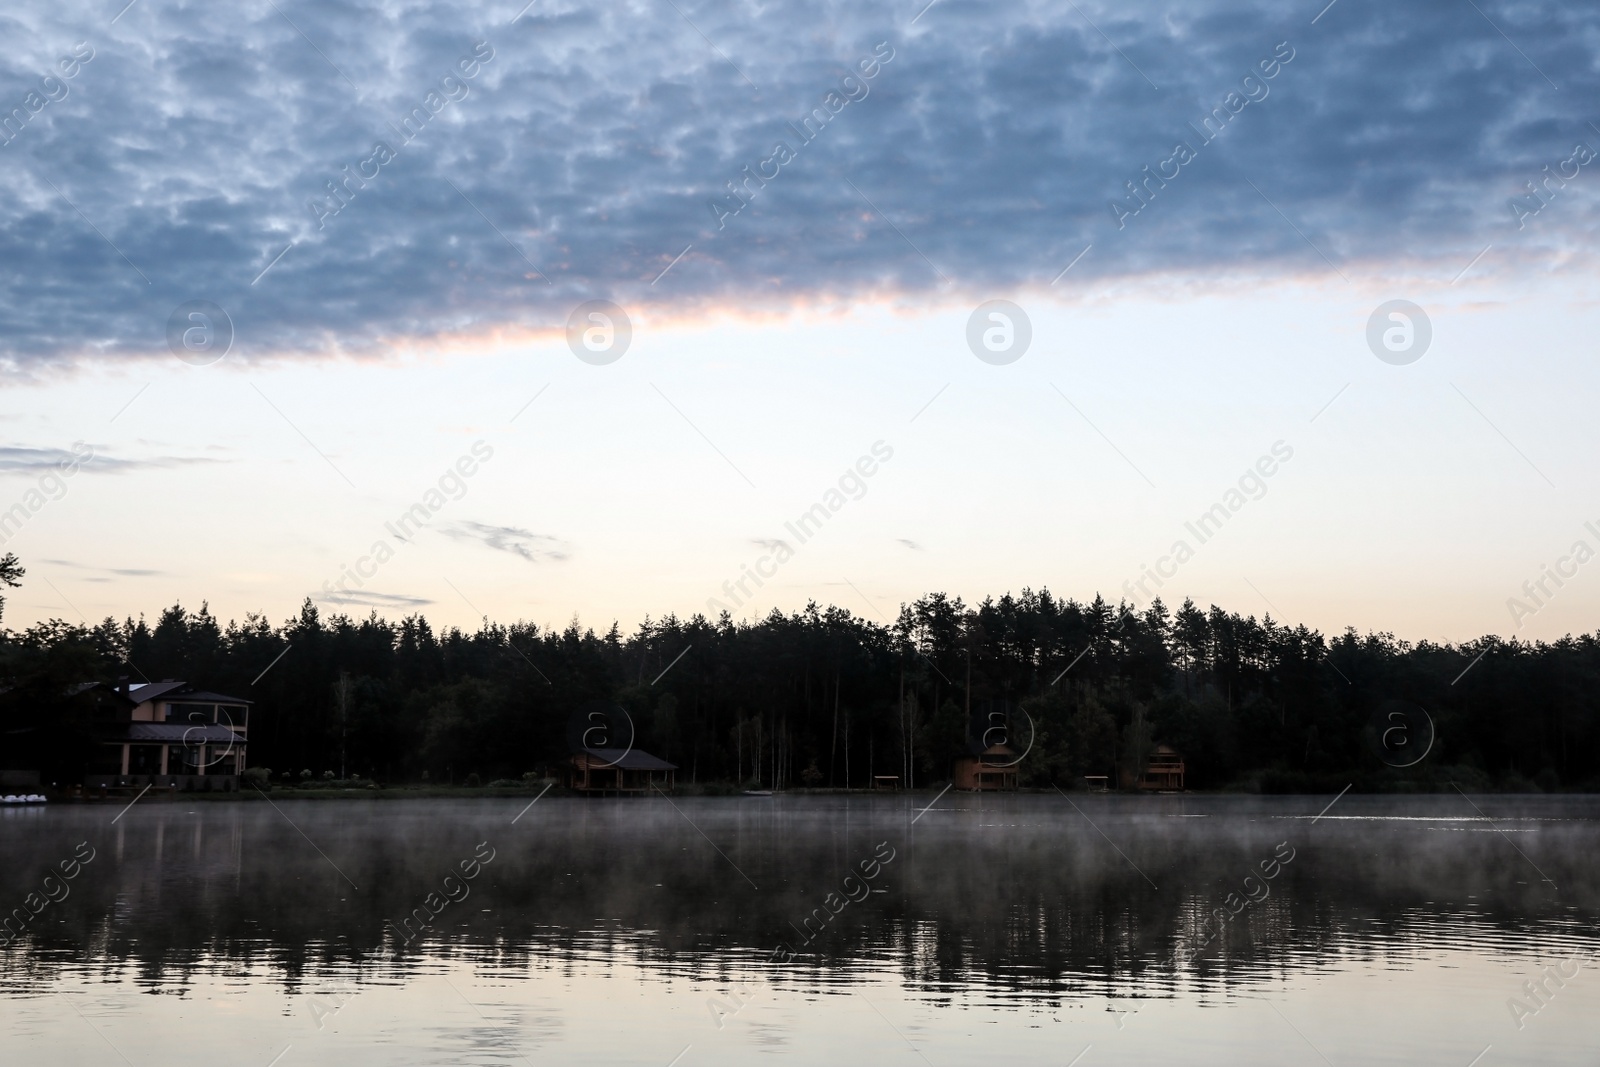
4 265 1596 645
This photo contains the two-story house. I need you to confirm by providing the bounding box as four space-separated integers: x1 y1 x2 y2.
83 680 251 792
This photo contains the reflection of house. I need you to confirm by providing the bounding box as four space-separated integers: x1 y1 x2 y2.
953 742 1019 791
568 748 677 794
82 681 250 792
1137 744 1185 791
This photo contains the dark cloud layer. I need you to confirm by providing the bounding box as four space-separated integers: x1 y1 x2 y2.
0 0 1591 364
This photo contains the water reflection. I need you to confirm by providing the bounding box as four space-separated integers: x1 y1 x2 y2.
2 794 1597 1065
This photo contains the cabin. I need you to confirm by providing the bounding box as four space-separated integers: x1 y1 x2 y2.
953 741 1020 791
568 747 677 794
81 680 251 792
1137 744 1186 791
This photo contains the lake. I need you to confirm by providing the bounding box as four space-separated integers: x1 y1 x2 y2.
2 792 1596 1065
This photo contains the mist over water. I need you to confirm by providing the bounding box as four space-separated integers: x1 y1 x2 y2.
2 794 1597 1065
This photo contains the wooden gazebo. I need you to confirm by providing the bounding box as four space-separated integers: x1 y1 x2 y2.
568 747 677 795
953 742 1019 791
1137 745 1186 791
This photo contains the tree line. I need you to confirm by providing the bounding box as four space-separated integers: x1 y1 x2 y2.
0 552 1593 791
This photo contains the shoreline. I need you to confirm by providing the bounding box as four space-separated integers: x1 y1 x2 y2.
34 783 1600 803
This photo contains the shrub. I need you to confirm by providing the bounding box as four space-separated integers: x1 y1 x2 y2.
322 769 336 780
242 767 271 790
299 769 313 780
464 772 481 788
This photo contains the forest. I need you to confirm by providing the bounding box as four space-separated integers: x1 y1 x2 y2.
0 550 1594 792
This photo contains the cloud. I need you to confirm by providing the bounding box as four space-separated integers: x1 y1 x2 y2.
315 589 434 608
0 446 219 473
896 538 924 551
440 520 570 562
41 559 164 577
749 538 794 554
0 0 1594 365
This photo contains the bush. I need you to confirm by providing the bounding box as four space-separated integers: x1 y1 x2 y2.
299 769 313 780
242 767 271 790
322 769 336 780
465 772 481 788
486 778 521 788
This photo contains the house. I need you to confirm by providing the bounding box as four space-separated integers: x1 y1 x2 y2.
953 741 1020 791
81 680 251 792
568 747 676 794
1137 744 1186 791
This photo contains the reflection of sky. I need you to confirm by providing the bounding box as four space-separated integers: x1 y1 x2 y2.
2 0 1598 640
7 950 1587 1066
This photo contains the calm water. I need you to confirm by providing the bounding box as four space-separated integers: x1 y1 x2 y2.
2 792 1597 1065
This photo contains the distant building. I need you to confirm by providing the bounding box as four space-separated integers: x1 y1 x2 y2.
1136 744 1186 791
953 741 1020 791
568 747 677 794
81 680 251 792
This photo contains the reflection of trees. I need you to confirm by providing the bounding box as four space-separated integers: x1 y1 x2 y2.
1 799 1592 1002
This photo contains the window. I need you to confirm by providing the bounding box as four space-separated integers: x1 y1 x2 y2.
168 703 216 723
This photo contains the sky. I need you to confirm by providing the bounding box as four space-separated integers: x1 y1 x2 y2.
0 0 1597 643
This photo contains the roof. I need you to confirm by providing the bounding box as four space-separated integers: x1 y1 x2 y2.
116 723 246 743
164 690 253 705
124 681 188 703
124 682 253 705
575 747 677 771
962 739 1019 757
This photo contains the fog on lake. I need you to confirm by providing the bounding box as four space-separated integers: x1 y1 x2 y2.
2 793 1595 1065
